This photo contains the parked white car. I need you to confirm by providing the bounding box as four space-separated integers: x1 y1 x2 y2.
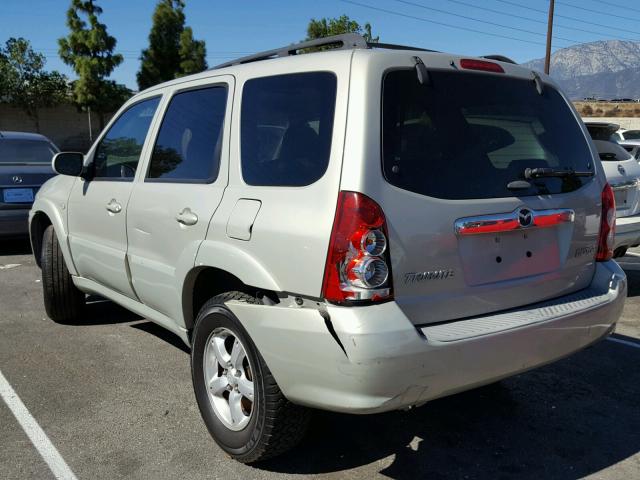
619 139 640 161
30 35 626 463
619 129 640 141
585 122 640 256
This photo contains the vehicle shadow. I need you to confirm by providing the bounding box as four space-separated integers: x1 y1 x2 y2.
0 238 32 256
624 269 640 298
130 321 190 354
55 296 142 326
259 337 640 479
58 296 190 353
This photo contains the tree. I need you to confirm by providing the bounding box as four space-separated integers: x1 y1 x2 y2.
0 38 69 131
306 15 379 43
137 0 207 90
178 27 207 77
58 0 128 128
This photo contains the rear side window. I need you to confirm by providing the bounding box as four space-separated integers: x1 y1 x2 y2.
147 86 227 182
241 72 337 186
0 140 57 164
382 70 594 199
94 97 160 180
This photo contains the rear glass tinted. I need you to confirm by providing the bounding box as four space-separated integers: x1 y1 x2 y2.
382 70 594 199
0 140 57 164
586 125 619 143
624 130 640 140
241 72 337 186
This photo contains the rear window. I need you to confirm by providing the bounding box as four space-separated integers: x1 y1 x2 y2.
624 130 640 140
0 140 57 164
382 70 594 199
241 72 337 186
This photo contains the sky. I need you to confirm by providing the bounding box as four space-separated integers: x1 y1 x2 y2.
3 0 640 90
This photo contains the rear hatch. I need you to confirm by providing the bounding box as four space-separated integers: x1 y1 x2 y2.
376 66 602 325
0 139 57 209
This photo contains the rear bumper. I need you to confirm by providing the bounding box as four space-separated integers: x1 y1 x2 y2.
229 261 626 414
615 213 640 249
0 208 30 238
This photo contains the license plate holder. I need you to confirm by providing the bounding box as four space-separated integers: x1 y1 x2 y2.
458 228 561 286
3 188 34 203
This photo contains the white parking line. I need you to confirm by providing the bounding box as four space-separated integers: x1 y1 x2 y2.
0 369 78 480
607 336 640 349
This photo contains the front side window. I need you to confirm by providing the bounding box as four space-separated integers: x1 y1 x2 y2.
147 86 227 182
241 72 337 186
93 97 160 180
382 70 594 199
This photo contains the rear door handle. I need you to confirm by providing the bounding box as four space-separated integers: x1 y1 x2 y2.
176 207 198 226
106 199 122 214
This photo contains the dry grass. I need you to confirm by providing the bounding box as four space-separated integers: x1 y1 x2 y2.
574 101 640 117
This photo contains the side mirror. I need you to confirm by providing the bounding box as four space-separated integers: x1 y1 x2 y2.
52 152 85 177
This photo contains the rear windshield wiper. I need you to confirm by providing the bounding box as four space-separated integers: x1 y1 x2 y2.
524 167 594 179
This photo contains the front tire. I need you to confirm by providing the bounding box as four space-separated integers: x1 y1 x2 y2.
191 291 310 463
41 225 85 322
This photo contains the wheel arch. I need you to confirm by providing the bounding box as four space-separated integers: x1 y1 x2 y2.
29 203 76 275
30 211 52 267
183 242 282 330
182 266 281 331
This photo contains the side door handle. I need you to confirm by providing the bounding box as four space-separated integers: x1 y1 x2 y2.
106 199 122 214
176 207 198 226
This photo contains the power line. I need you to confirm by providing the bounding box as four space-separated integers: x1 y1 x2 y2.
341 0 548 46
494 0 640 39
443 0 631 40
588 0 640 15
36 48 252 55
556 0 640 24
390 0 578 44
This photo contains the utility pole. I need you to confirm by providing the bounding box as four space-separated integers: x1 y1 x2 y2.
544 0 555 74
87 106 93 143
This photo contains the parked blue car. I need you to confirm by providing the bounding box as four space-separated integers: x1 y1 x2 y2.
0 131 58 238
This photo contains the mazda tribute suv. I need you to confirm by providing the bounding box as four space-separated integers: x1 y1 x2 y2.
29 34 626 463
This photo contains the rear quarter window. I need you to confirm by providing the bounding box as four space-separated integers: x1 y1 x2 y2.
240 71 337 187
382 69 594 199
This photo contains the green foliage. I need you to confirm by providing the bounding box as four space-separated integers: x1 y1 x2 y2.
178 27 207 77
137 0 207 89
306 15 379 43
58 0 128 116
0 38 69 129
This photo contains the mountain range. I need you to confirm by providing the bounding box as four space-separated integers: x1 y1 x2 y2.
522 40 640 100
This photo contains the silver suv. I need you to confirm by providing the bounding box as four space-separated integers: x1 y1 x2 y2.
29 34 627 463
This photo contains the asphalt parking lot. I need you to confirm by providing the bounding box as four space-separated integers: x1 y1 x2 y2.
1 240 640 480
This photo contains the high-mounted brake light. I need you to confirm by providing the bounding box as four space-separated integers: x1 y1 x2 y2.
322 191 394 303
596 183 616 262
459 59 504 73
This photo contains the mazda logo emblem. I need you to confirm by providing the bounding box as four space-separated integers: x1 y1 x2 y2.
517 208 533 227
11 175 23 184
618 164 626 175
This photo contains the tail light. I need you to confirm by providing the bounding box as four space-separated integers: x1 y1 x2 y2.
322 191 394 303
596 183 616 262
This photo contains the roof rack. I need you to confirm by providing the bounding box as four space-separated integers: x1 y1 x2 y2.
212 33 437 69
481 55 517 64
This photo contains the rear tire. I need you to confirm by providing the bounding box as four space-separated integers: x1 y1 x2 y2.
191 291 310 463
41 225 85 322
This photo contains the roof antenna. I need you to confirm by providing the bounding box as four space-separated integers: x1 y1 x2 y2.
413 56 430 85
532 71 544 95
